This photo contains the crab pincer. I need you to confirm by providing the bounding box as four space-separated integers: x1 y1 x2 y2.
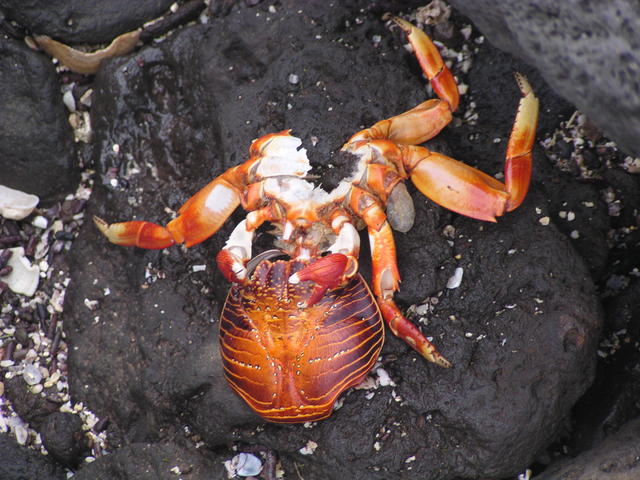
288 253 358 307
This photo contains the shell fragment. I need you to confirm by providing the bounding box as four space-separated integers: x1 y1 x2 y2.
0 185 39 220
4 247 40 296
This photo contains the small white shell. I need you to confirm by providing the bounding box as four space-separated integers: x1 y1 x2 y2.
232 452 263 477
0 185 39 220
62 89 76 112
375 367 396 387
22 364 42 385
4 247 40 296
9 417 29 445
446 267 464 289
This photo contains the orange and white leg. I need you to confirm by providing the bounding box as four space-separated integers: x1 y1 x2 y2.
345 18 459 146
94 173 243 249
504 73 539 210
348 186 451 367
344 153 416 233
216 204 282 284
216 220 255 284
399 73 539 221
95 130 311 251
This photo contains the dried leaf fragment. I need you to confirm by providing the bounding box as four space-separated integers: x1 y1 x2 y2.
34 29 141 75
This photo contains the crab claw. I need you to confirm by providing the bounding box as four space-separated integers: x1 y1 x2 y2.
289 253 357 307
93 216 176 249
216 249 248 284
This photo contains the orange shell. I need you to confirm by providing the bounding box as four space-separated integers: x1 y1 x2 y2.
220 259 384 423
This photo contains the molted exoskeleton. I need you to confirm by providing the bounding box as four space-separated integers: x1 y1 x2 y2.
95 18 539 423
219 260 384 423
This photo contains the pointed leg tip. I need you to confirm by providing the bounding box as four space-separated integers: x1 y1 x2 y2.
288 272 301 284
93 215 109 234
514 72 534 97
419 345 452 368
391 16 412 32
437 357 453 368
424 351 452 368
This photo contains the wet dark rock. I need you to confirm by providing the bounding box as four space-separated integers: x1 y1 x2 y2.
603 168 640 229
72 442 230 480
461 44 611 278
566 280 640 455
40 412 87 468
448 0 640 156
245 194 601 479
139 1 206 45
536 417 640 480
62 1 603 478
544 179 610 279
0 35 78 204
3 376 58 430
0 433 66 480
0 0 175 44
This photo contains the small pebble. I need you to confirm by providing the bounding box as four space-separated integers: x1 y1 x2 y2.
79 88 93 108
30 384 43 394
288 73 300 85
446 267 464 289
14 422 29 445
299 440 318 455
62 90 76 112
31 216 49 229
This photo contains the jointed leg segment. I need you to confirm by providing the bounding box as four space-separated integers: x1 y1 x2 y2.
347 18 459 147
347 185 451 367
94 175 243 249
340 20 538 368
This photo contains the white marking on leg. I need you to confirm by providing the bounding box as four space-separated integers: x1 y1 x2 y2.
282 221 294 241
328 222 359 256
204 183 237 214
221 220 255 280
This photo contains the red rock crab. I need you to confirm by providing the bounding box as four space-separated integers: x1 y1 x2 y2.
94 18 539 423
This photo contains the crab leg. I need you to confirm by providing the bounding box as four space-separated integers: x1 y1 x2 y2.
504 73 539 211
94 174 242 249
403 145 511 222
348 186 451 367
347 71 538 222
400 74 538 220
216 220 255 284
216 204 284 284
393 17 459 111
346 17 458 146
95 130 313 250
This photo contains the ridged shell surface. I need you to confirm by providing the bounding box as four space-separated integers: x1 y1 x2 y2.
220 259 383 423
